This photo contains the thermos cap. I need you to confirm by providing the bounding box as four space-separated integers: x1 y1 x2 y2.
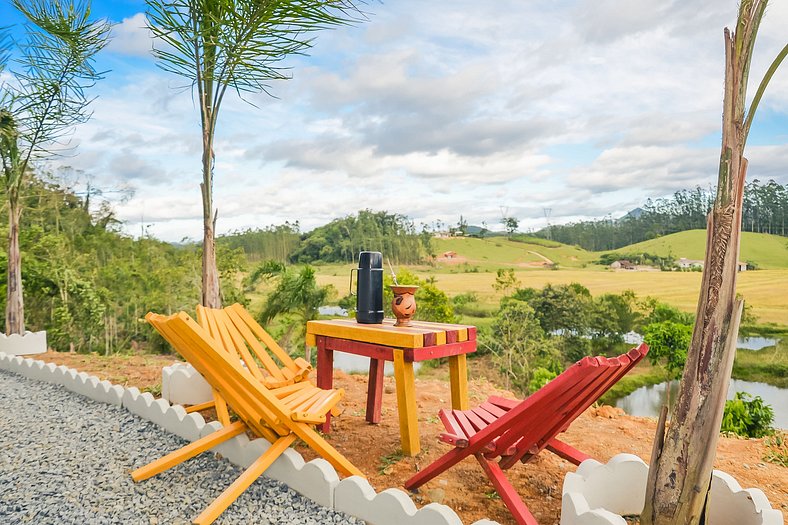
358 251 383 269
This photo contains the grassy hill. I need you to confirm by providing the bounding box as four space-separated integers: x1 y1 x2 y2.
430 236 596 269
607 230 788 269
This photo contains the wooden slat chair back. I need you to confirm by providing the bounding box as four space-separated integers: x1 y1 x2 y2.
199 304 339 427
404 343 649 525
192 304 318 426
197 303 312 387
134 311 362 525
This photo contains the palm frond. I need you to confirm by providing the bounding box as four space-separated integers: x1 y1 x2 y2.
10 0 111 168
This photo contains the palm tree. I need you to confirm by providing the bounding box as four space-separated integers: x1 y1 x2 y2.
642 2 787 523
146 0 364 308
0 0 110 335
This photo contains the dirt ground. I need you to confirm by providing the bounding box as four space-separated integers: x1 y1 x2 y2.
37 351 787 525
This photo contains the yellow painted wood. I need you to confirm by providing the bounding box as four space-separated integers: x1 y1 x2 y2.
306 319 427 348
227 303 297 370
306 318 476 349
271 382 311 398
288 421 364 477
220 307 287 381
145 310 363 483
193 434 297 525
305 333 316 347
309 389 343 417
213 392 232 427
393 349 420 456
184 400 216 413
131 421 246 482
448 354 470 410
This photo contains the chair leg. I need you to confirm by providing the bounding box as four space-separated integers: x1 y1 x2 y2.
404 447 470 490
192 434 297 525
131 421 246 482
545 438 592 465
475 454 539 525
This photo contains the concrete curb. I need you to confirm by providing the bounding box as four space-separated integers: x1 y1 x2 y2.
561 453 783 525
0 331 47 356
161 362 213 405
0 351 501 525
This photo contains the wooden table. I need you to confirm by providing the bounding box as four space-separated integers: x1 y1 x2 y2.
306 318 477 456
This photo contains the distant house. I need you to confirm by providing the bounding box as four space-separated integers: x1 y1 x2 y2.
737 261 748 272
678 258 704 269
610 260 635 270
442 251 457 259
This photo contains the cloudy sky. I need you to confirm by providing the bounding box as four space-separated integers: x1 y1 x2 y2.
2 0 787 241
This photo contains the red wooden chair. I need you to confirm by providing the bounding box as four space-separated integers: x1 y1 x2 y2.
404 343 649 525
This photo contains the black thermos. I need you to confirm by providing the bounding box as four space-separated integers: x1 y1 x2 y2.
354 251 384 324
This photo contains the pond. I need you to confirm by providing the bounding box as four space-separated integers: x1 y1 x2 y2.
737 336 780 350
332 352 422 376
616 379 788 429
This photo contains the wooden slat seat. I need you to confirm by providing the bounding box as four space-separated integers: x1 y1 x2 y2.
405 344 649 525
188 304 342 428
132 311 362 525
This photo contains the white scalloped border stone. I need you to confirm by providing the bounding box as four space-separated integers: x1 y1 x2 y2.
161 362 213 405
0 330 47 356
0 350 500 525
561 454 784 525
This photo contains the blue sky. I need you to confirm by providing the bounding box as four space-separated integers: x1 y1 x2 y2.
2 0 787 241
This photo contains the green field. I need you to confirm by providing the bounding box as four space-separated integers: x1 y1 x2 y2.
607 229 788 269
312 232 788 326
430 236 596 269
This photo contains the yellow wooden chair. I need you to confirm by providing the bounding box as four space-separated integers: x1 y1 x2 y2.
134 311 363 525
188 303 340 428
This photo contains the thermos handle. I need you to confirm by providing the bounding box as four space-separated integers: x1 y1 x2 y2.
349 268 358 295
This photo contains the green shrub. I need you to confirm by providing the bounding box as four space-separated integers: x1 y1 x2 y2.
721 392 774 438
528 367 557 394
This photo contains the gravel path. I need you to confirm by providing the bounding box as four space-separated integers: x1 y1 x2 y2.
0 369 362 525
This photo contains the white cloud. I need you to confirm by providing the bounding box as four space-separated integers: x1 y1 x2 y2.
106 13 153 58
45 0 788 241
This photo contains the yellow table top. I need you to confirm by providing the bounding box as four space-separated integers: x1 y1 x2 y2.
305 318 476 348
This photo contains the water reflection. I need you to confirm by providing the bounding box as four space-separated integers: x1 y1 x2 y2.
737 336 780 350
616 379 788 429
332 352 421 376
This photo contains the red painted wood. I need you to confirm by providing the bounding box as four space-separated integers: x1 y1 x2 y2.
475 454 540 525
453 410 477 438
410 340 475 362
467 326 477 341
545 438 592 465
488 396 518 410
471 406 498 425
439 433 469 448
323 337 394 361
366 358 385 424
316 337 334 433
463 408 488 432
445 330 458 344
439 409 465 437
423 332 437 347
405 345 650 504
480 401 508 418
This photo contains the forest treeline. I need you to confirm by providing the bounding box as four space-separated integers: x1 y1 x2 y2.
0 176 247 354
219 209 433 264
540 179 788 251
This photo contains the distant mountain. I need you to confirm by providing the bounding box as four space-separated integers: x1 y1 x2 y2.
621 207 644 220
465 225 503 237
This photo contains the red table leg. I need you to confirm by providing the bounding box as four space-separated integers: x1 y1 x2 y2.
366 358 385 424
316 336 334 433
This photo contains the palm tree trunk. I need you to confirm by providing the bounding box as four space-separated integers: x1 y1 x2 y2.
201 134 221 308
5 200 25 335
642 3 766 521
